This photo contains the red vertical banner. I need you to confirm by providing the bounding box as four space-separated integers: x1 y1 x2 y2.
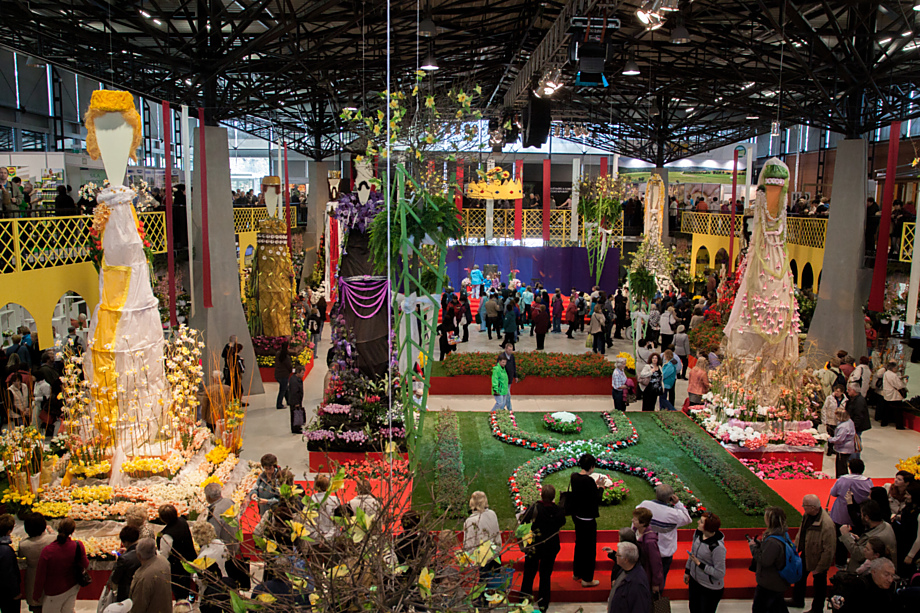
197 108 212 308
514 159 524 240
600 156 608 177
542 158 551 242
283 142 292 253
869 121 901 311
162 101 176 327
328 218 339 305
455 161 464 214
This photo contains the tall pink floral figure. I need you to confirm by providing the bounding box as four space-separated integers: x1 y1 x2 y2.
723 157 800 397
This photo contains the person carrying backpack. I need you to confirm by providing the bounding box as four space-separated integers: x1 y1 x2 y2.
749 506 802 613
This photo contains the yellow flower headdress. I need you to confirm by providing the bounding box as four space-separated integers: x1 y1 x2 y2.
84 90 142 162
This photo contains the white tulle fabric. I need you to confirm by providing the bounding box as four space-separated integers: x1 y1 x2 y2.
84 186 167 460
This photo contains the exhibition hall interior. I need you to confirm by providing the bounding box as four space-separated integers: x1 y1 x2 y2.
1 1 920 613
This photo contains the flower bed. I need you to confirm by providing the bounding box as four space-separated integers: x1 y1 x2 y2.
652 412 768 515
434 410 467 517
739 458 830 480
442 351 614 378
489 409 638 452
508 449 703 514
543 412 583 434
429 375 611 396
601 480 630 505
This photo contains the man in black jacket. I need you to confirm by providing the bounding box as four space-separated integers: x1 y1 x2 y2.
108 526 141 602
845 384 871 455
520 484 567 612
286 365 305 434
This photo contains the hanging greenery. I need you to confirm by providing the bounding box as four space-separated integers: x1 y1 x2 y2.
582 174 630 285
367 177 461 278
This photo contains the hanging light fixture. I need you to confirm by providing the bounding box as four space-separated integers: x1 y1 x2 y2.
25 56 46 68
650 102 660 117
660 0 679 11
914 1 920 10
419 0 437 37
771 120 781 136
622 55 640 75
421 45 439 71
419 15 437 37
670 14 691 44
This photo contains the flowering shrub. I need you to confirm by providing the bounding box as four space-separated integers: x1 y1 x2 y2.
740 458 829 480
783 431 818 447
615 352 636 373
742 434 770 450
653 412 767 515
601 480 630 505
543 412 583 434
434 410 467 517
688 312 724 355
319 404 352 416
442 351 614 379
339 458 411 482
304 430 337 442
377 426 406 440
896 454 920 479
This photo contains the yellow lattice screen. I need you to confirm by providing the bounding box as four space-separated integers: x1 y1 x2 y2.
523 210 542 240
682 211 826 249
463 208 486 241
786 217 827 249
901 222 915 263
681 212 711 235
0 212 166 274
233 207 270 233
138 212 167 252
0 221 17 273
493 209 513 240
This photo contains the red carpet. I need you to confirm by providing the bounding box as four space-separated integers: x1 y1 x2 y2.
507 528 817 602
766 477 893 509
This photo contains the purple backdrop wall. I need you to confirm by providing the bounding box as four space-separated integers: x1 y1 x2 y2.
445 246 621 293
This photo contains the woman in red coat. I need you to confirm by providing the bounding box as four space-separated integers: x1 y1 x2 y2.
564 299 578 339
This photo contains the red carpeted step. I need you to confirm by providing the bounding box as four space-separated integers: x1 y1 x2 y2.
504 527 831 601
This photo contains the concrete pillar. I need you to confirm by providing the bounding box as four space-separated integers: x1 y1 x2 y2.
304 161 329 280
190 126 264 396
654 168 670 240
807 138 873 359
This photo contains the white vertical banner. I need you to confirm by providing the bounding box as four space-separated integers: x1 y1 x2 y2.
485 158 495 242
571 158 581 244
744 144 754 207
612 153 620 178
180 105 195 319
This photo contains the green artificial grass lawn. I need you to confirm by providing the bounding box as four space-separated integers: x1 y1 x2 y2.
413 411 800 531
429 361 447 377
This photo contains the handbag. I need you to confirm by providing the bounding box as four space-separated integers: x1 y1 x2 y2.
74 541 92 587
585 333 593 348
652 592 671 613
516 503 539 555
854 433 862 453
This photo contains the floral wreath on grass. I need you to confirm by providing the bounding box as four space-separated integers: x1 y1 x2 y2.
489 409 638 452
508 449 703 514
489 409 704 514
542 411 583 434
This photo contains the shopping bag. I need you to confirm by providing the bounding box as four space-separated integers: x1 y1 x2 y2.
96 586 115 613
652 593 671 613
585 333 593 348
